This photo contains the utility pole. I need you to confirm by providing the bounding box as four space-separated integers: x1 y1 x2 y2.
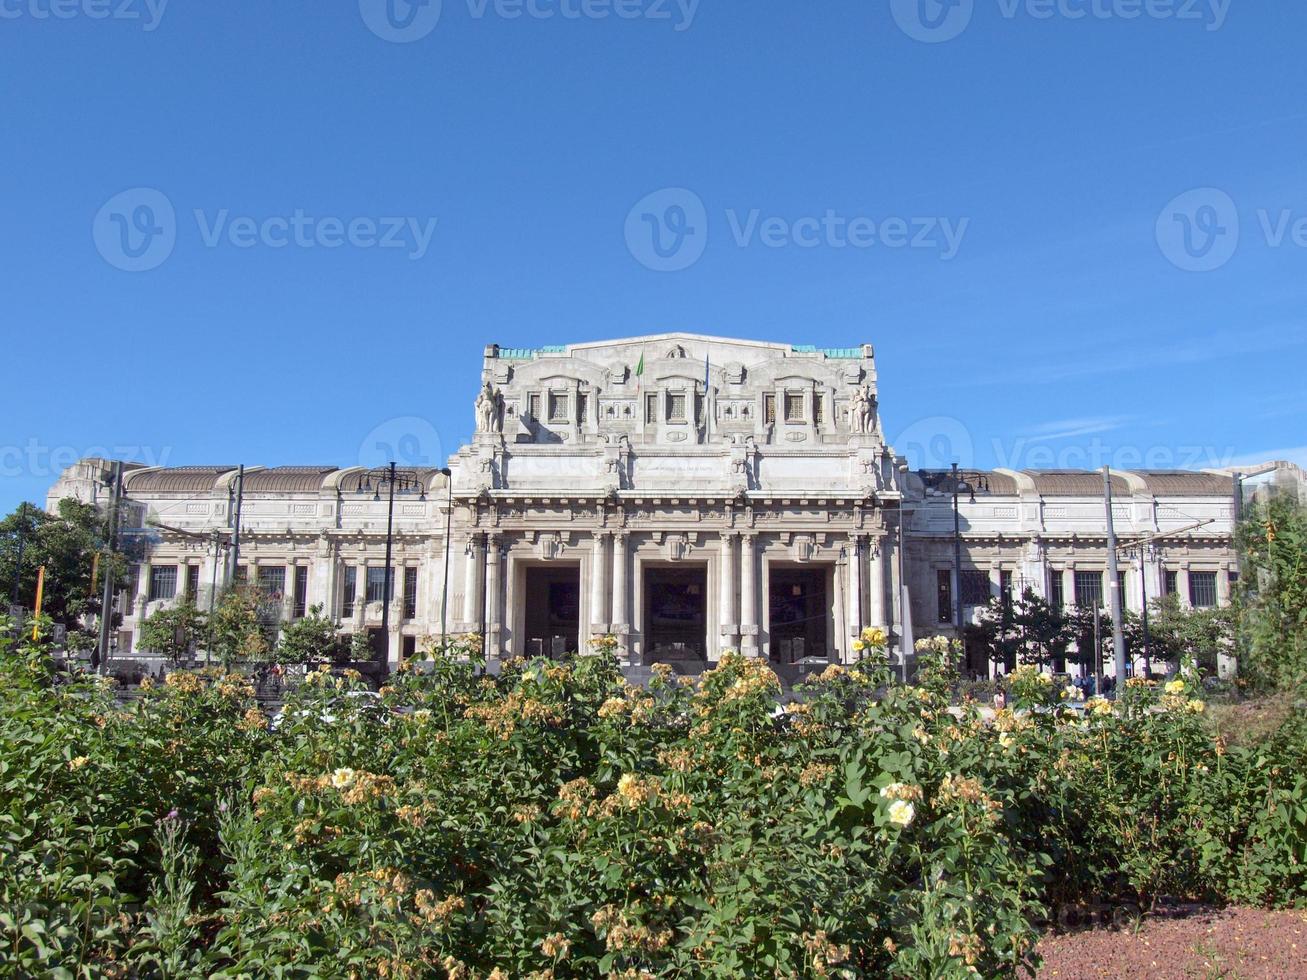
951 462 964 637
228 465 245 584
439 467 453 653
1102 467 1127 691
897 464 910 685
95 461 123 674
380 461 397 675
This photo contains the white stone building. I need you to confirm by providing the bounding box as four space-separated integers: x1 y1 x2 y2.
46 333 1294 679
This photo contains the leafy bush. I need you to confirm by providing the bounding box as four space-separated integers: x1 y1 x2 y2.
1 625 1304 978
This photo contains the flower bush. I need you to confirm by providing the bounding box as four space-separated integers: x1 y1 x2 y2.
1 620 1304 977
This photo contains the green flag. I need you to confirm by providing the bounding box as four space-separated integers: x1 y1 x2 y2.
635 352 644 390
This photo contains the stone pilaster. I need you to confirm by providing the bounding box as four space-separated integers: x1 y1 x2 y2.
718 532 737 654
612 532 630 659
740 533 759 656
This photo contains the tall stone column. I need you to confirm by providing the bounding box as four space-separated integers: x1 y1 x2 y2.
847 534 864 656
353 559 367 629
135 559 152 619
718 532 737 654
590 532 609 636
282 563 297 621
740 533 759 656
868 536 887 630
462 536 481 630
486 534 502 660
612 532 630 659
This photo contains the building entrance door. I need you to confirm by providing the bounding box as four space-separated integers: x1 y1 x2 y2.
768 566 830 664
523 565 581 657
643 566 707 663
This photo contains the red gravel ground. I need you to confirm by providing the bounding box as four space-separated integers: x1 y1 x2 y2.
1033 906 1307 979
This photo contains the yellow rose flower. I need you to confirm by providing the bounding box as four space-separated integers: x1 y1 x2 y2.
1165 679 1185 695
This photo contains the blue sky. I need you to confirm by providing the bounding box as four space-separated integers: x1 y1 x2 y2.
2 0 1305 513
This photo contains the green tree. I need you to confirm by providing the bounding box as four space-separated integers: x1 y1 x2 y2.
276 604 366 665
207 586 270 666
974 588 1070 670
0 499 127 632
1145 594 1234 675
138 596 207 664
1236 495 1307 690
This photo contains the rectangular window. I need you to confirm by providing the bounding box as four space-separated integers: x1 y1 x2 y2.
576 394 587 426
960 569 992 606
402 635 417 659
403 566 417 619
258 565 286 599
293 565 308 619
667 393 687 422
548 392 568 422
527 393 540 419
937 569 953 624
763 393 777 426
1000 569 1013 602
645 393 658 425
233 565 248 586
1049 570 1065 609
1074 570 1103 608
342 566 357 617
1228 569 1239 587
367 566 391 604
1189 571 1218 608
185 564 200 599
813 392 824 427
1164 570 1178 596
784 392 805 422
148 565 177 602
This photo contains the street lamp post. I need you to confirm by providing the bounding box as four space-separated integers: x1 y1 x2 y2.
439 467 453 653
352 464 426 676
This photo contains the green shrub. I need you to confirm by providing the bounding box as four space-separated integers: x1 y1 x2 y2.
1 626 1304 978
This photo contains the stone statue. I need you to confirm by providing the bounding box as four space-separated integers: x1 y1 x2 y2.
475 382 501 434
850 385 874 435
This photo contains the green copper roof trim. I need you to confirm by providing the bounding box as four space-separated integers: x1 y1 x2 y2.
791 345 864 359
497 348 537 360
540 345 568 353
